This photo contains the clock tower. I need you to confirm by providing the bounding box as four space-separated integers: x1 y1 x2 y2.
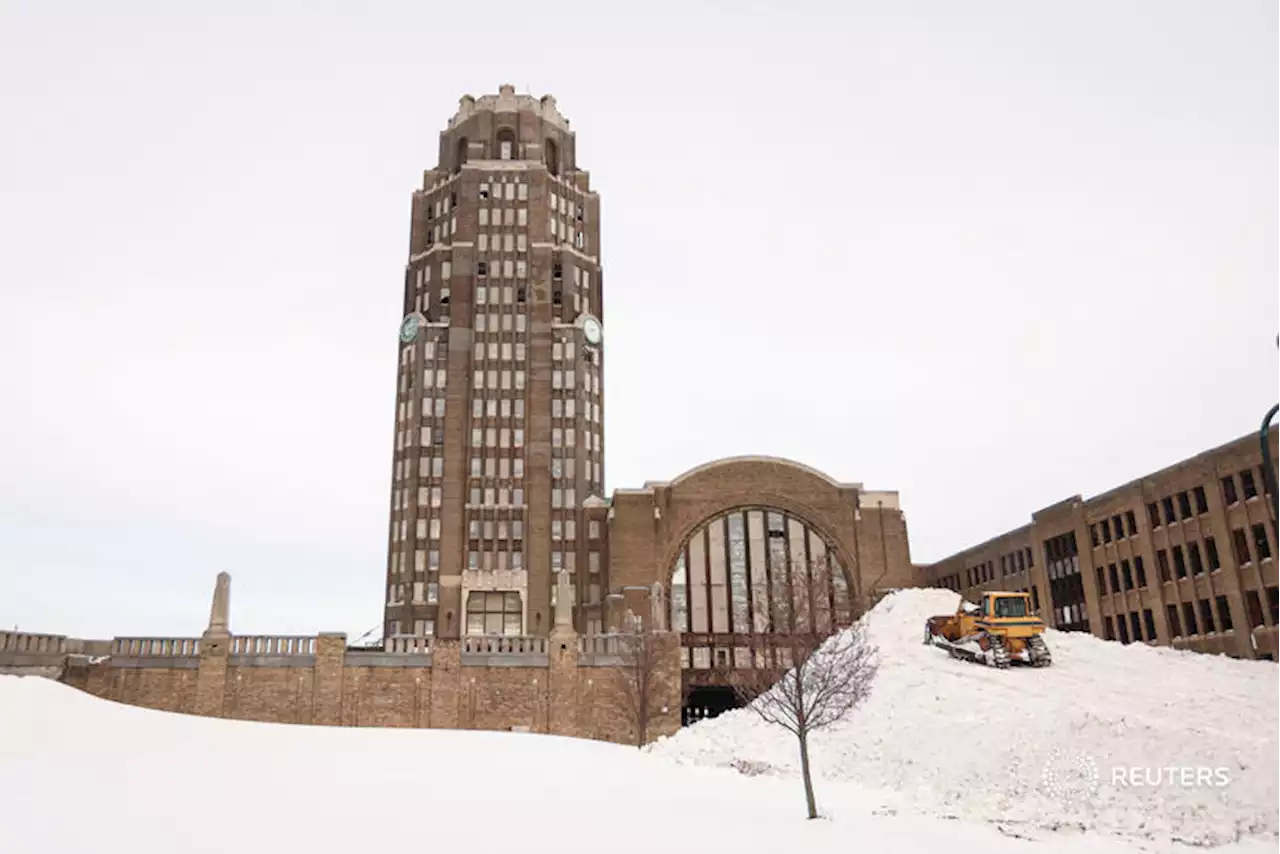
382 86 605 642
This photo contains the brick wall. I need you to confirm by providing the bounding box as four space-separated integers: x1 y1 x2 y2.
5 629 681 747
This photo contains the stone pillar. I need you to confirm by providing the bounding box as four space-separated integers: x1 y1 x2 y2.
312 632 346 726
429 640 461 729
194 573 232 717
548 570 579 736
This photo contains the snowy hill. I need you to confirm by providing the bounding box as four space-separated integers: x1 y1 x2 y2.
652 588 1279 850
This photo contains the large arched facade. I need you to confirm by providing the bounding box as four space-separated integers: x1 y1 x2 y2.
598 456 914 722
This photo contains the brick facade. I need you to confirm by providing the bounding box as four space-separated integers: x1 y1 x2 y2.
919 431 1280 661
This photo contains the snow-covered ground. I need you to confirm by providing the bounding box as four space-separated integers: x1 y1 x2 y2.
0 589 1274 854
652 589 1279 851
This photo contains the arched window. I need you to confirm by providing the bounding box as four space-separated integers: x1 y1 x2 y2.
455 137 468 174
496 128 516 161
544 139 559 176
669 508 852 670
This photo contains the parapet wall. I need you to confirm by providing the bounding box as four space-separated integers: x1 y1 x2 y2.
0 628 681 745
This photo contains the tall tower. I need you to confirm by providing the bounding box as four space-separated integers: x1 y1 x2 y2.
384 86 605 641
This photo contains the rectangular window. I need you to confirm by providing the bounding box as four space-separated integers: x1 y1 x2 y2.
1109 564 1121 593
1241 469 1258 499
1245 590 1265 629
1166 604 1182 638
1117 615 1130 644
1134 555 1147 587
1192 486 1208 515
1198 599 1216 633
1103 615 1115 641
1120 560 1133 590
1253 523 1273 560
1147 502 1161 528
1161 497 1176 525
1221 474 1238 505
1143 608 1156 641
1215 595 1233 632
1183 602 1198 635
1233 528 1252 565
1172 545 1186 578
1188 542 1203 575
1177 492 1192 520
1129 612 1142 642
1125 510 1138 536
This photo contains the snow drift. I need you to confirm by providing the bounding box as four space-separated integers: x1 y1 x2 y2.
650 588 1279 849
3 672 1234 854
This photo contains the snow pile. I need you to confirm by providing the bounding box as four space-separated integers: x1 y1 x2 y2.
1 674 1234 854
651 588 1279 849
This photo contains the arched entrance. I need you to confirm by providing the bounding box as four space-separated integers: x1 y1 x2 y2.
669 507 856 723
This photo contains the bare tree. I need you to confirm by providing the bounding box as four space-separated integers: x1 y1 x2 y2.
722 558 879 819
616 611 667 748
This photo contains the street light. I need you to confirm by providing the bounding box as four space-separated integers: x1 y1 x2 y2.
1264 334 1279 524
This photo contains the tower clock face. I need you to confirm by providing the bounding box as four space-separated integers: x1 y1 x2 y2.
581 315 602 346
399 313 422 344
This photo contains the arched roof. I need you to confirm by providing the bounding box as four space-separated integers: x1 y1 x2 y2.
650 456 861 491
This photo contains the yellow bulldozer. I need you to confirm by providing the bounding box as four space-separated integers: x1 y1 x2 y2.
924 591 1052 668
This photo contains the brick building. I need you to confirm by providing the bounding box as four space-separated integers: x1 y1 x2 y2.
918 432 1280 661
380 86 914 719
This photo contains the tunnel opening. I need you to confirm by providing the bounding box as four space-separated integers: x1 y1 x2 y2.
681 684 742 726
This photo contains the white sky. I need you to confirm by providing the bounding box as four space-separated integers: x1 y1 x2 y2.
1 1 1275 640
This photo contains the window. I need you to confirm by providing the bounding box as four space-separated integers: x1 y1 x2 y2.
1125 510 1138 536
1198 599 1216 633
1233 528 1252 565
1146 502 1160 528
1117 615 1130 644
1166 604 1182 638
1103 615 1115 640
466 591 523 636
497 129 515 161
1143 609 1156 641
1109 564 1121 593
1245 590 1265 629
1240 469 1258 499
1221 474 1238 505
1253 524 1272 560
1192 486 1208 515
1205 536 1221 570
1188 542 1203 575
1161 497 1176 525
1182 602 1198 635
1129 612 1142 642
1177 492 1192 520
1120 560 1133 590
1172 545 1186 578
1215 596 1233 632
1134 556 1147 587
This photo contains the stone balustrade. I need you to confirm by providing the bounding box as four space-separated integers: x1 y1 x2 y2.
578 633 632 666
461 635 548 666
111 637 201 657
1 631 67 655
385 636 434 654
230 635 315 656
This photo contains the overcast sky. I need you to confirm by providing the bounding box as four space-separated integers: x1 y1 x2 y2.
1 1 1275 640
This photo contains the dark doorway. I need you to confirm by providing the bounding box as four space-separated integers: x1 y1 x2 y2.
682 685 741 726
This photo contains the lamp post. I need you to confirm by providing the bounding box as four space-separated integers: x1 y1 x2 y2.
1264 334 1280 524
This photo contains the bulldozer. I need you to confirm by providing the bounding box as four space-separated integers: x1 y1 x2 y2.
924 591 1052 668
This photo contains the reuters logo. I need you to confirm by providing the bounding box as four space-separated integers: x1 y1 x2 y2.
1040 748 1100 803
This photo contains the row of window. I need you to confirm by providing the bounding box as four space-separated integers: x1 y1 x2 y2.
386 619 435 638
476 207 529 228
471 398 525 419
466 453 525 479
469 426 526 448
1105 609 1157 644
1097 555 1149 595
479 182 528 203
1091 509 1141 546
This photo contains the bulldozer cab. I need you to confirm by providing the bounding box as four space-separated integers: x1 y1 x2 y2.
981 592 1032 619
